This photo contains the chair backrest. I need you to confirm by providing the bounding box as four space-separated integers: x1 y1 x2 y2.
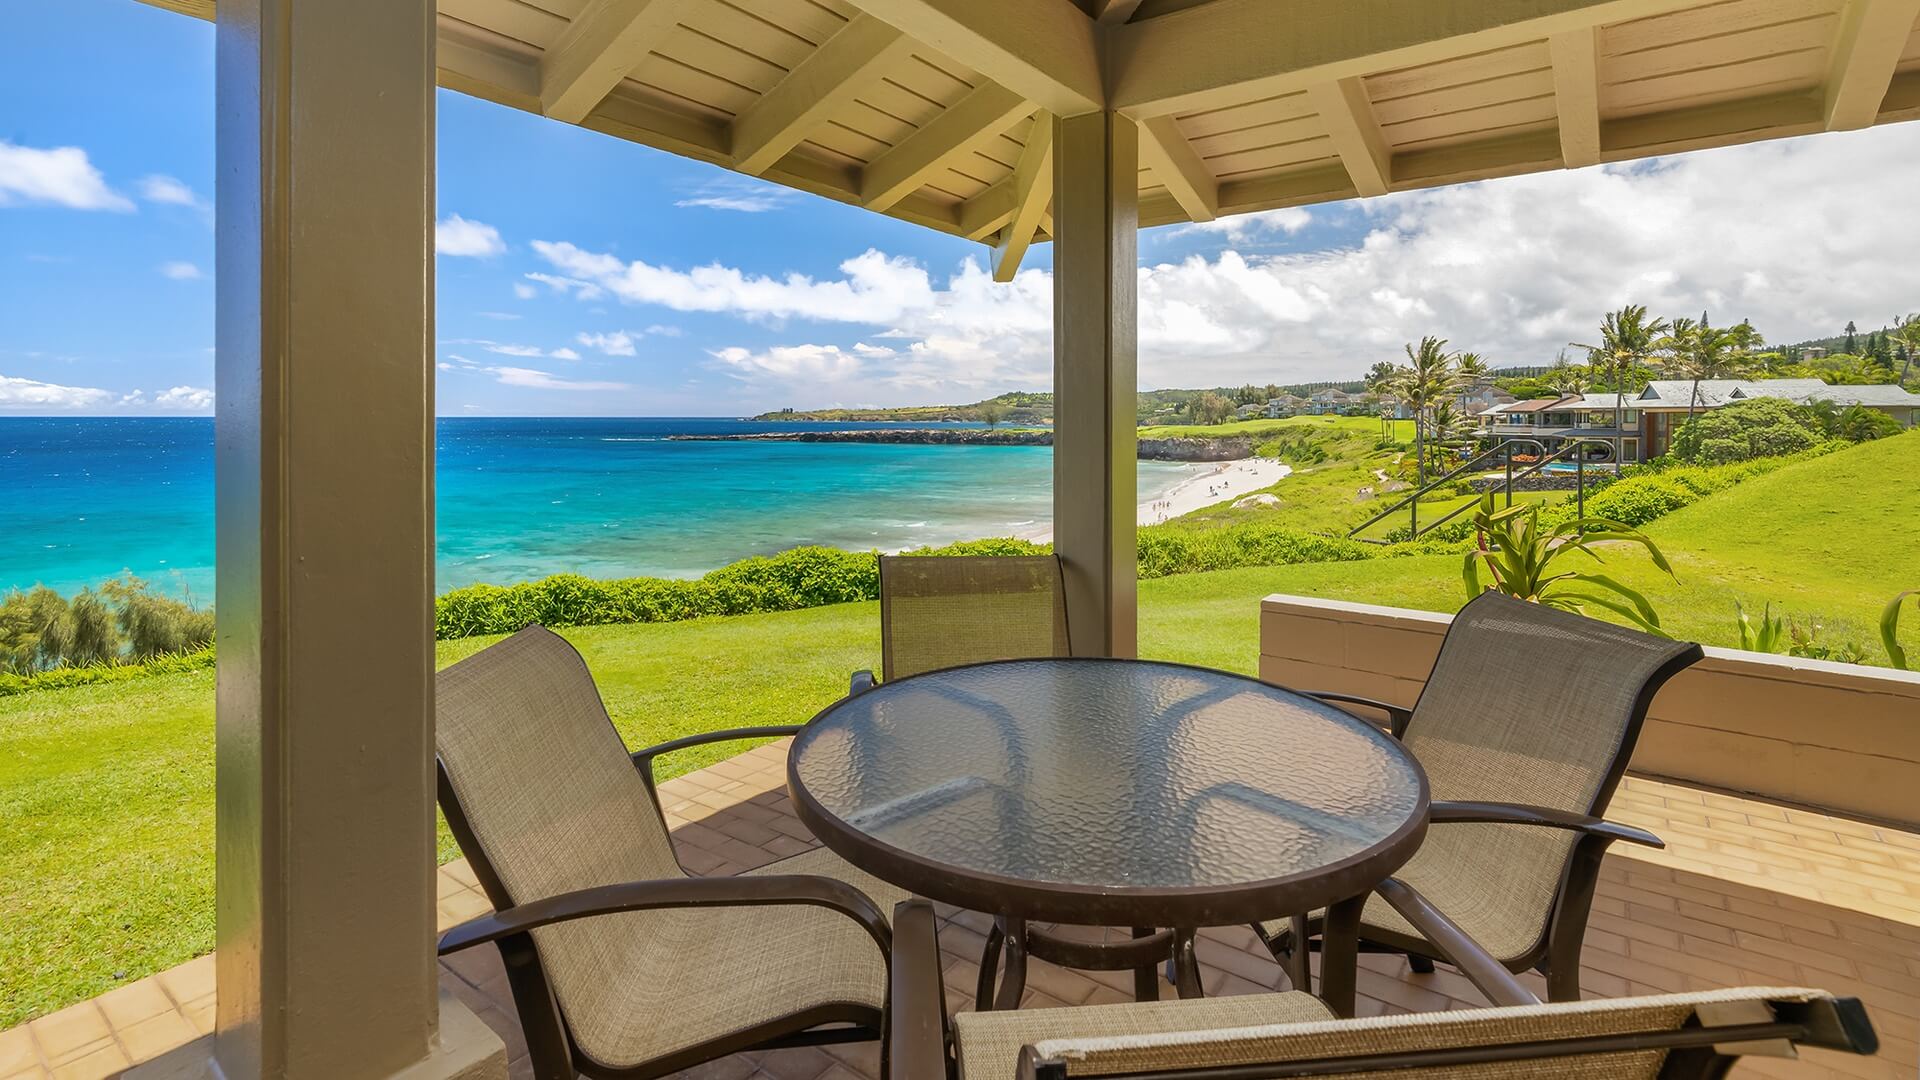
878 554 1070 681
1019 987 1875 1079
435 625 682 914
1397 591 1702 959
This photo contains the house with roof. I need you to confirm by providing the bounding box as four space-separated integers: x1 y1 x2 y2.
1457 381 1517 416
1306 387 1353 415
1263 394 1308 418
1477 379 1920 462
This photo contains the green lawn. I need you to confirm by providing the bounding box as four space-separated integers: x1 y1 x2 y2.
4 432 1915 1028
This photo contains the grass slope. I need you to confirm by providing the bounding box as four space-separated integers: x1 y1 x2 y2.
4 433 1915 1026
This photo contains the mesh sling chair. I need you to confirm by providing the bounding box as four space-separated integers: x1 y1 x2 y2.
1259 590 1704 1003
851 554 1070 695
887 899 1878 1080
433 625 910 1080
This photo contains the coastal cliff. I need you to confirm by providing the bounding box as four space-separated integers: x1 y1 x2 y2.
672 429 1255 461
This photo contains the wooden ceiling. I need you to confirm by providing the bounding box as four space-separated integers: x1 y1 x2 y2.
138 0 1920 278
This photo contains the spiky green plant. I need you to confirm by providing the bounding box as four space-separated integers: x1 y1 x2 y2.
1883 591 1916 670
1736 601 1786 653
1462 492 1676 635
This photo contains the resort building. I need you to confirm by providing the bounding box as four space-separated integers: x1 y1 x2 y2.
1263 394 1309 418
1477 379 1920 462
1307 387 1354 414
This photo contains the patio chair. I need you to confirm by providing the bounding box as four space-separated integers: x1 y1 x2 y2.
888 900 1878 1080
433 624 910 1080
1261 590 1704 1002
851 554 1070 694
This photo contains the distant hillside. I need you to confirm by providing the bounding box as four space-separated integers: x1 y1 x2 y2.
753 381 1373 426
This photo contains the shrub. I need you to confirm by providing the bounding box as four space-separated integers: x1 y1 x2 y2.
1136 523 1372 579
1668 398 1821 465
0 645 215 699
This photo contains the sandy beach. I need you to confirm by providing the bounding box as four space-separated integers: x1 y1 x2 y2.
1024 457 1292 542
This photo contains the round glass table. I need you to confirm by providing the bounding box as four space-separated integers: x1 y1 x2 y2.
786 657 1429 1015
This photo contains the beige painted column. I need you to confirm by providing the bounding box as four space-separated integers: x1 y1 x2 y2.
1052 112 1139 658
209 2 499 1078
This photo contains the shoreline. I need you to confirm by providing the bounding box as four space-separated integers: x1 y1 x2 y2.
1021 458 1292 544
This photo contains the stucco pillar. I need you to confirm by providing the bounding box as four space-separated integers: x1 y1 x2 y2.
209 0 503 1077
1052 112 1139 658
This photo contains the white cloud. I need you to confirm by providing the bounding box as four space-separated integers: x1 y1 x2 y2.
1183 206 1313 241
434 213 506 257
138 174 199 207
711 344 868 381
159 261 202 280
578 330 637 356
153 385 214 411
487 366 628 392
645 324 683 337
524 270 604 301
0 373 114 409
532 242 937 323
477 311 522 320
549 347 581 361
484 343 546 357
674 177 796 213
0 142 133 211
513 282 538 300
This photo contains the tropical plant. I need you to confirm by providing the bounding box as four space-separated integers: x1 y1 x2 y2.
1736 601 1786 653
1667 397 1821 464
1453 351 1490 382
1884 590 1916 670
1787 617 1866 664
1574 305 1669 463
1658 314 1749 425
1461 492 1676 635
1190 391 1236 425
1390 336 1462 487
975 399 1006 427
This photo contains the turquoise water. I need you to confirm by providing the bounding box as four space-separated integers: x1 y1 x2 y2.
1 417 1196 598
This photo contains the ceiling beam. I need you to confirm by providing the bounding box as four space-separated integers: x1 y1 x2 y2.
861 85 1033 211
540 0 695 124
1094 0 1149 23
1549 28 1603 167
731 14 917 175
841 0 1102 115
1823 0 1920 130
1138 116 1218 221
1108 0 1701 118
993 114 1055 281
1307 78 1392 197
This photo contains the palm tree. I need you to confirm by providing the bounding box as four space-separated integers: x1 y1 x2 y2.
1658 314 1748 426
1573 304 1668 463
1454 351 1490 382
1892 313 1920 385
1549 364 1591 396
1390 336 1461 487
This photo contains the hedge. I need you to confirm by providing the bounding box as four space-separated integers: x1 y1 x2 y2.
0 645 215 699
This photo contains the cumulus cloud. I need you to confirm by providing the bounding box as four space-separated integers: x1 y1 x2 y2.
0 373 115 409
524 270 604 301
634 122 1920 405
513 282 538 300
1182 206 1313 241
487 366 628 392
0 142 133 211
153 385 214 411
435 213 506 257
578 330 637 356
159 261 202 280
138 174 199 207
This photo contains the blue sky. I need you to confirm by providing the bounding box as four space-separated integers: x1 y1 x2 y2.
5 0 1918 416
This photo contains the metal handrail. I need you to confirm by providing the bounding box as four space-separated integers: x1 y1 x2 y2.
1349 435 1616 544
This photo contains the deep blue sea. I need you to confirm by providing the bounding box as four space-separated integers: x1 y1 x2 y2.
0 417 1196 599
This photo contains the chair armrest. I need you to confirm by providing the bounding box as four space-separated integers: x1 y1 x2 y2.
888 900 951 1080
1429 800 1664 849
1298 690 1412 738
850 669 876 696
1373 878 1540 1008
438 873 891 958
629 725 803 777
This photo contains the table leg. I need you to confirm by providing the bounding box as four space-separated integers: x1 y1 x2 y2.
1172 928 1204 999
1288 913 1312 994
975 920 1004 1011
993 917 1029 1011
1320 894 1365 1018
1131 927 1160 1002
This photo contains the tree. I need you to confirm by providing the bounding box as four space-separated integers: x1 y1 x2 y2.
975 399 1006 427
1454 352 1490 382
1363 360 1399 392
1573 304 1668 464
1891 313 1920 385
1844 320 1858 355
1668 397 1820 464
1549 364 1591 396
1390 336 1462 487
1190 391 1234 425
1658 314 1748 426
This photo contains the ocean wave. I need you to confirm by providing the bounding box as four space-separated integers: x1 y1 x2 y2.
600 436 660 442
1006 519 1036 527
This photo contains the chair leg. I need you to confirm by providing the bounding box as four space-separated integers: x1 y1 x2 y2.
1547 959 1582 1003
975 921 1003 1010
1408 954 1436 974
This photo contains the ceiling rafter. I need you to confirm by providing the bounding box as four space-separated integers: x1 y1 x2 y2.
1107 0 1705 118
1094 0 1149 23
993 113 1055 281
730 14 918 175
1823 0 1920 130
860 85 1033 211
1307 77 1392 197
540 0 697 124
1549 27 1603 167
839 0 1102 115
1138 116 1218 221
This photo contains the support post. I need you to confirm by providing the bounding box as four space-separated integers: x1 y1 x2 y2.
211 1 500 1077
1052 113 1138 658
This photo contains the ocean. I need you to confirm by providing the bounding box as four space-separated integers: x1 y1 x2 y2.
1 417 1200 599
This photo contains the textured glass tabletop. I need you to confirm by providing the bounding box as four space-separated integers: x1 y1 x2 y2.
789 659 1428 924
